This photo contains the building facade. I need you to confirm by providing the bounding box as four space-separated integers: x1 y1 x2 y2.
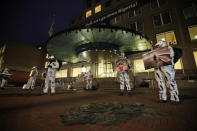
68 0 197 75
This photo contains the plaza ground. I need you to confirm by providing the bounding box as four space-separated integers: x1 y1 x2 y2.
0 87 197 131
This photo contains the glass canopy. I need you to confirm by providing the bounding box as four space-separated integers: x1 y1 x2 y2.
46 26 152 63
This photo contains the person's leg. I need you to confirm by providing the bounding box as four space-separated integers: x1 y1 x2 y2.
119 71 125 96
155 68 167 101
50 70 56 94
0 79 6 89
43 74 49 93
89 79 92 89
124 71 132 96
162 65 179 102
31 78 36 90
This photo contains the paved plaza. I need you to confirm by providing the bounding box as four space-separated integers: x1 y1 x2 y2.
0 87 197 131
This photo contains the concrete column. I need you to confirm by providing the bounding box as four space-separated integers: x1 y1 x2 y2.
67 65 71 77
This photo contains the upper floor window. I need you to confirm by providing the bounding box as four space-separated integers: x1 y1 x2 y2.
86 10 92 18
193 50 197 67
129 21 144 32
105 0 111 8
110 15 121 24
182 3 197 19
128 8 141 18
95 0 101 3
156 31 177 45
87 0 92 9
95 5 101 13
151 0 166 9
71 19 76 25
153 11 171 27
188 25 197 41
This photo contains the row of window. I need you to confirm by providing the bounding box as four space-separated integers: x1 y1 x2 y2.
109 10 171 32
86 0 166 18
156 25 197 46
86 0 121 9
87 0 166 10
85 1 197 22
86 4 102 18
182 2 197 19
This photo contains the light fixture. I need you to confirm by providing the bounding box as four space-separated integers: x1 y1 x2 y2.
194 35 197 39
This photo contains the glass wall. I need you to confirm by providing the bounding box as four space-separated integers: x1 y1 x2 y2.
56 69 67 78
134 59 154 73
72 66 90 77
94 62 117 78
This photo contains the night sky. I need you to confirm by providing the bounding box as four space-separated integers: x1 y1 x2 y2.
0 0 84 46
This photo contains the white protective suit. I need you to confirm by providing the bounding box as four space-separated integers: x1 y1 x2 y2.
116 53 132 96
43 56 59 94
24 67 38 90
0 68 10 89
85 71 93 90
154 41 179 102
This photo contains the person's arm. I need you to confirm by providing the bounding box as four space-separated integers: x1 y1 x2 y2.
52 60 59 69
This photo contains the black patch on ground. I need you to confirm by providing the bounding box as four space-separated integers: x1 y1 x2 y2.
60 102 169 125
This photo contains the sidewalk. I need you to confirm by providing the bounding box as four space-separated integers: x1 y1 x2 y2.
0 87 197 131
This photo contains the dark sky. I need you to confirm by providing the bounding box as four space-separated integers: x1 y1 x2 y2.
0 0 84 46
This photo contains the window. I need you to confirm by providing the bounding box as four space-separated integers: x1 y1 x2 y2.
72 66 91 77
72 67 82 77
151 0 166 9
87 0 92 9
95 0 101 3
95 62 116 78
56 69 67 78
174 59 183 69
110 15 121 24
129 21 144 32
182 3 197 19
188 25 197 41
128 8 141 18
86 10 92 18
193 50 197 67
153 11 171 27
134 59 154 73
156 31 177 45
95 5 101 13
105 0 111 7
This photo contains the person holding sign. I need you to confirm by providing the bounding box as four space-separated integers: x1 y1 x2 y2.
153 41 180 103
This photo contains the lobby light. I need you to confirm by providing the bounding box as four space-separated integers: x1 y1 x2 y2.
161 38 165 41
